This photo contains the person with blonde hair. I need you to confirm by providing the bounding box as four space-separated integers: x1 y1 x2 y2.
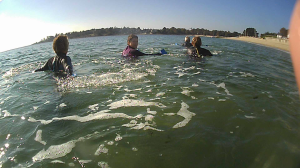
187 36 212 57
35 35 74 77
122 34 162 57
182 36 192 47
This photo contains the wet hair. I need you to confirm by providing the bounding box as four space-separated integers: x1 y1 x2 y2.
192 37 203 56
127 34 138 45
53 35 69 54
192 36 202 48
185 36 190 42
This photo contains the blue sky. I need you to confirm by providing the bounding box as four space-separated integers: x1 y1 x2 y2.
0 0 296 52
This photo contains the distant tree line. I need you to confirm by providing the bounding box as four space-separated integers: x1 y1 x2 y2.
36 26 242 44
36 26 290 44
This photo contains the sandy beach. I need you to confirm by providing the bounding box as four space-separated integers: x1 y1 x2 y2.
224 36 290 52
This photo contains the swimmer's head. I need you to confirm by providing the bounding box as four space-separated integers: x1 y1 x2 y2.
192 36 202 47
53 35 69 54
127 34 138 49
185 36 190 42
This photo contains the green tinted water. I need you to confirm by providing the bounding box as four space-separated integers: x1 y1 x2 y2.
0 35 299 168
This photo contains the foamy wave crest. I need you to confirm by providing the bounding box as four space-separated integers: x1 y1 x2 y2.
28 110 136 125
32 132 98 162
56 68 148 91
2 62 43 78
108 99 166 109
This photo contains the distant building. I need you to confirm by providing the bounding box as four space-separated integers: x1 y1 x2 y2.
243 28 258 37
277 33 282 39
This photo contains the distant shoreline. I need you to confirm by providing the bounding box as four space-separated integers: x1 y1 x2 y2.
223 36 290 52
32 35 290 53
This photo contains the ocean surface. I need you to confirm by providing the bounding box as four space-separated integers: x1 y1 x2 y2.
0 35 299 168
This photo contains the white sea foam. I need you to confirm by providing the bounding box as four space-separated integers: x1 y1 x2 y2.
34 130 46 145
143 126 164 131
2 110 12 117
240 72 255 77
88 104 99 111
79 160 92 164
32 132 98 162
115 134 122 141
122 121 163 131
130 123 146 130
216 82 233 96
192 83 199 87
33 140 77 162
28 110 136 125
107 141 114 145
59 103 67 108
6 134 10 140
156 92 165 97
181 87 194 96
107 99 166 109
124 88 142 92
147 108 157 115
164 113 176 116
94 144 108 155
245 115 256 119
173 102 196 128
145 115 154 122
56 69 148 91
2 68 13 78
98 161 110 168
147 69 157 76
51 160 65 164
175 72 185 77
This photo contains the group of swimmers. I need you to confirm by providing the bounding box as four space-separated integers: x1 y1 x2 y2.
34 34 212 77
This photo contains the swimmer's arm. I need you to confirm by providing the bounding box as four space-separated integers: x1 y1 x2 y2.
143 53 162 56
131 49 162 56
34 57 54 72
34 61 50 72
65 57 73 75
130 49 146 56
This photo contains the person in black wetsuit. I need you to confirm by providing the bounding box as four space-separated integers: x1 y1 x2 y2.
34 35 74 77
187 36 213 57
122 34 162 57
182 36 193 47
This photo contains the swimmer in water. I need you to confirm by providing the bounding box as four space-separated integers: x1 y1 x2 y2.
122 34 162 57
187 36 213 57
34 35 74 77
182 36 193 47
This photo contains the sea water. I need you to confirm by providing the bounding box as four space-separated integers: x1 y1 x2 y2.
0 35 299 168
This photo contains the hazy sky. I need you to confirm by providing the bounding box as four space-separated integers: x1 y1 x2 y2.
0 0 296 52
